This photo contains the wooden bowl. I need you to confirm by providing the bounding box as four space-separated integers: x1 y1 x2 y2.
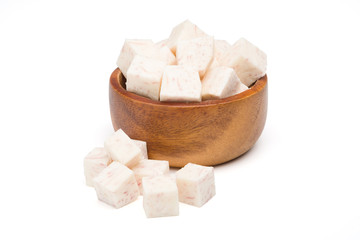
109 68 268 167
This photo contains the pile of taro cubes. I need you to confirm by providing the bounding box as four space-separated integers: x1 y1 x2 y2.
116 20 267 102
84 129 215 218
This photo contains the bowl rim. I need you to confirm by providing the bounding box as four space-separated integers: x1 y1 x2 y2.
110 68 267 108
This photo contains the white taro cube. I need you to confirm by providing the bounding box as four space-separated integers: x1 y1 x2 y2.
93 162 139 208
176 163 216 207
131 159 169 195
219 37 267 87
159 66 201 102
116 39 155 78
142 175 179 218
83 147 111 187
104 129 142 168
155 39 176 65
207 57 220 72
214 39 231 60
132 139 148 159
201 66 247 100
204 40 230 75
126 55 167 101
166 20 208 54
176 36 214 78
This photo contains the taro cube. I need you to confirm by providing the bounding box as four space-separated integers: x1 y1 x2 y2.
116 39 155 78
176 36 214 78
201 66 247 100
126 55 166 101
83 147 111 187
159 65 201 102
204 40 230 75
219 37 267 87
104 129 142 168
176 163 216 207
207 57 220 72
131 159 169 194
155 39 176 65
142 175 179 218
158 46 176 65
93 162 139 208
214 39 231 60
166 20 208 54
202 40 231 75
132 139 148 159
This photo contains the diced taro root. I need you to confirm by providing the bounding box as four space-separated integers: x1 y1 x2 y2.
159 46 176 65
104 129 142 168
142 175 179 218
155 39 176 65
131 159 170 194
126 55 166 101
83 147 111 187
116 39 155 78
176 36 214 78
132 139 148 159
166 20 208 54
93 162 139 208
206 57 220 72
160 65 201 102
219 37 267 87
201 66 246 100
204 40 229 75
214 40 231 60
176 163 216 207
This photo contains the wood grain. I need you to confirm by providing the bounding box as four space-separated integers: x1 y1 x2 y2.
109 68 268 167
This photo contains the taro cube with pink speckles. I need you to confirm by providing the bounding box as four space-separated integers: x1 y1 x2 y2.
131 159 169 195
93 162 139 209
159 65 201 102
176 163 216 207
176 36 214 78
201 66 248 100
116 39 155 78
142 175 179 218
104 129 142 168
219 37 267 87
126 55 167 101
166 20 208 54
132 139 148 159
83 147 111 187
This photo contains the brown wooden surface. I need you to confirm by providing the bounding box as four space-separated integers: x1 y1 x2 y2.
109 68 268 167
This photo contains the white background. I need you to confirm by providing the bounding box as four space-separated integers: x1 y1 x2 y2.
1 0 359 239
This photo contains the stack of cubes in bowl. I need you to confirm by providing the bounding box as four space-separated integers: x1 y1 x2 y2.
84 129 216 218
117 20 267 102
